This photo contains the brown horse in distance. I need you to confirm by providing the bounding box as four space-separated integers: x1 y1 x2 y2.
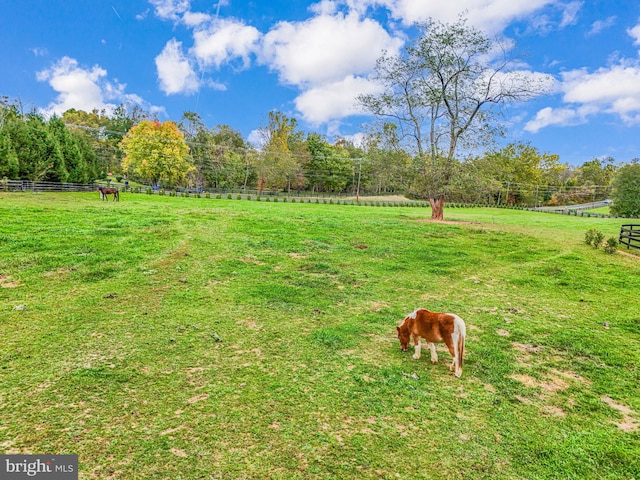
98 186 119 201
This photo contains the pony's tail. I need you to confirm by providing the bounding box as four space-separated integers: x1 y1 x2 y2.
457 330 465 369
454 316 466 376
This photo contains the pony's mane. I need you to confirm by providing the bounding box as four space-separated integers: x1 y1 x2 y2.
399 309 421 328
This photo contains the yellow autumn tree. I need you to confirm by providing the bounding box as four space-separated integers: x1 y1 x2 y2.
256 111 299 193
120 120 194 187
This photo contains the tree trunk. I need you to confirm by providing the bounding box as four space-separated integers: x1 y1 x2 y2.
429 197 445 220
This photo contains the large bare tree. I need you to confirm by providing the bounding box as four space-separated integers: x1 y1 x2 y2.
358 17 553 219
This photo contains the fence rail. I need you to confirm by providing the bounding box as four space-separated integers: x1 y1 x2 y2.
2 181 640 219
1 180 99 192
620 224 640 251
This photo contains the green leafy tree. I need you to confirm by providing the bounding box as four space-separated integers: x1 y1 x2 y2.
105 105 150 175
75 133 101 181
62 108 114 175
8 114 67 181
361 123 412 195
179 112 217 188
610 163 640 217
358 16 551 219
63 104 150 176
0 129 19 179
120 120 194 187
306 134 353 193
577 157 618 186
574 157 617 202
48 117 89 183
473 142 561 205
179 112 250 189
206 124 249 189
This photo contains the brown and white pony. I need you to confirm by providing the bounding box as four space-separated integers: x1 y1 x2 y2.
98 186 119 202
397 308 466 378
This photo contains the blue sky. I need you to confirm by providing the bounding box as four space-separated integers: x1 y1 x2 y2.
2 0 640 165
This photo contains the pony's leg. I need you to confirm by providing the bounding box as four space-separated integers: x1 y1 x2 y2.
428 343 438 364
448 333 463 377
412 337 421 360
444 337 456 372
453 333 463 378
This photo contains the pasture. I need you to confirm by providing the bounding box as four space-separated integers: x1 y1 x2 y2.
1 192 639 479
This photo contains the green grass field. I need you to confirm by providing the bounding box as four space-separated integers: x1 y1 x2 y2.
1 192 639 479
583 206 612 215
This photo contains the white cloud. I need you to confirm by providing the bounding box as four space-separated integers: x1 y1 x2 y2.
525 106 583 132
334 0 554 32
588 16 616 36
182 11 211 27
30 47 48 57
525 62 640 131
479 69 557 101
192 19 261 68
563 64 640 119
149 0 190 21
143 0 566 133
136 8 150 21
339 131 367 148
628 20 640 46
36 56 160 117
261 12 403 86
294 75 384 124
309 0 339 16
247 129 265 149
559 1 582 28
155 38 200 95
36 57 111 115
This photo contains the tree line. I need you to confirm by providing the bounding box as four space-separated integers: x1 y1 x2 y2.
0 100 414 197
0 97 629 202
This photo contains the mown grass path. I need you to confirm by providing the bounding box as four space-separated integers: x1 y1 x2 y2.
1 192 639 479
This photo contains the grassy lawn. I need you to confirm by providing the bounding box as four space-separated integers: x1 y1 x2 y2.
585 206 612 215
1 192 639 479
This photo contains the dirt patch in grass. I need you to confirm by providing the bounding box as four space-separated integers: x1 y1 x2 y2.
239 319 262 331
510 374 541 389
239 256 266 265
543 405 567 417
512 343 543 354
186 393 209 404
507 340 612 424
170 448 189 457
414 218 481 225
618 250 640 259
549 368 591 385
0 275 21 288
365 301 388 313
512 342 544 366
602 396 639 432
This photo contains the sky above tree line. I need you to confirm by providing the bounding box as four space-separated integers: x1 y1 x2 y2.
2 0 640 165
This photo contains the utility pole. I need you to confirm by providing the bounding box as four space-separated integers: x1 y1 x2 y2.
356 160 362 203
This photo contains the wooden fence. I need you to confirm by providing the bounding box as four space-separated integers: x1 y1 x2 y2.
1 180 98 192
620 224 640 251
